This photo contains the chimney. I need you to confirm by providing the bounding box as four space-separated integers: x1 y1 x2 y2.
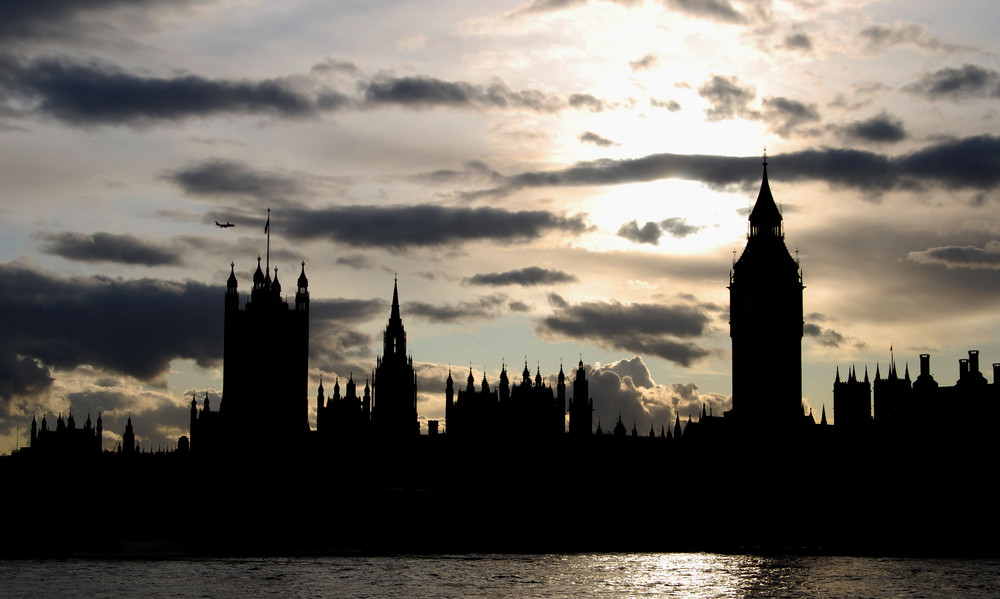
920 354 931 378
959 358 969 380
969 350 980 374
994 363 1000 384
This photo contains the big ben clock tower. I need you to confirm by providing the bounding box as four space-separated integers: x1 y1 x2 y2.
728 155 804 427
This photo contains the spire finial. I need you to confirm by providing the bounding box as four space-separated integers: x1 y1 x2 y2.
762 147 767 166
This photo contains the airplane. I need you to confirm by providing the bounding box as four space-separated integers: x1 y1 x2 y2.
215 221 236 228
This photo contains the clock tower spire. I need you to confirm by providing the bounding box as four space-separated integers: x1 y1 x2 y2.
727 154 804 428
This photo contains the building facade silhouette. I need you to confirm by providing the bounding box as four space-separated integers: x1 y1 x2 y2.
371 278 419 437
727 157 806 428
834 349 1000 434
444 360 567 439
189 258 310 453
314 278 418 439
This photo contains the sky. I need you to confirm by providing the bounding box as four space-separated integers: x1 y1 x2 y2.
2 0 1000 452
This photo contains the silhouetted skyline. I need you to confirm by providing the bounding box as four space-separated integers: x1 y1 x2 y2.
3 1 1000 455
7 162 1000 558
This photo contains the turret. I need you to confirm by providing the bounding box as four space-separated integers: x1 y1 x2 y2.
295 261 309 312
226 262 239 312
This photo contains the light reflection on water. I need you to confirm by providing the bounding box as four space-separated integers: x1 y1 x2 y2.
2 553 999 598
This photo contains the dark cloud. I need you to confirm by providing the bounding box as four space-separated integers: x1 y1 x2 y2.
907 242 1000 269
617 220 663 244
665 0 745 24
0 263 222 394
507 0 743 25
336 254 377 270
310 298 386 323
840 113 907 143
465 266 579 287
282 205 590 249
407 294 514 323
508 300 532 312
308 299 383 376
0 55 331 125
579 131 617 147
536 295 715 367
804 323 847 348
783 32 812 51
629 54 658 71
650 98 681 111
698 75 757 121
361 75 563 112
761 96 821 137
468 136 1000 198
37 231 183 266
414 160 505 186
660 217 702 238
0 355 53 409
168 159 306 199
859 23 966 54
311 58 363 76
904 64 1000 101
698 75 822 135
505 0 590 17
568 93 610 113
0 0 199 43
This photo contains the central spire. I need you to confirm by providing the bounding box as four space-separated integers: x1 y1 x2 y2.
390 275 401 322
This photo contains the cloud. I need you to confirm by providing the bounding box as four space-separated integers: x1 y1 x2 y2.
782 32 812 52
311 58 363 77
310 298 386 323
859 23 967 54
839 113 907 143
37 231 183 266
536 294 717 366
761 96 821 137
414 160 505 186
907 241 1000 269
650 98 681 111
505 0 744 25
0 354 53 409
336 254 377 270
0 55 333 125
0 262 222 394
904 64 1000 101
282 205 590 249
0 0 200 44
308 299 385 375
466 136 1000 197
465 266 579 287
361 75 564 112
629 54 658 71
803 323 847 347
698 75 758 121
567 93 610 112
579 131 617 147
406 293 517 323
665 0 745 24
660 217 702 238
167 159 310 203
588 356 732 434
617 220 663 244
505 0 591 18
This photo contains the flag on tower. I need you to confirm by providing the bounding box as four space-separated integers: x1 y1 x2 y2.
264 209 270 234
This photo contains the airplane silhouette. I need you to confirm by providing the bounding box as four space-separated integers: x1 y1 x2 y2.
216 221 236 228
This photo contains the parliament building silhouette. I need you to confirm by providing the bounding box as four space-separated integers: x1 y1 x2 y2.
9 159 1000 556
